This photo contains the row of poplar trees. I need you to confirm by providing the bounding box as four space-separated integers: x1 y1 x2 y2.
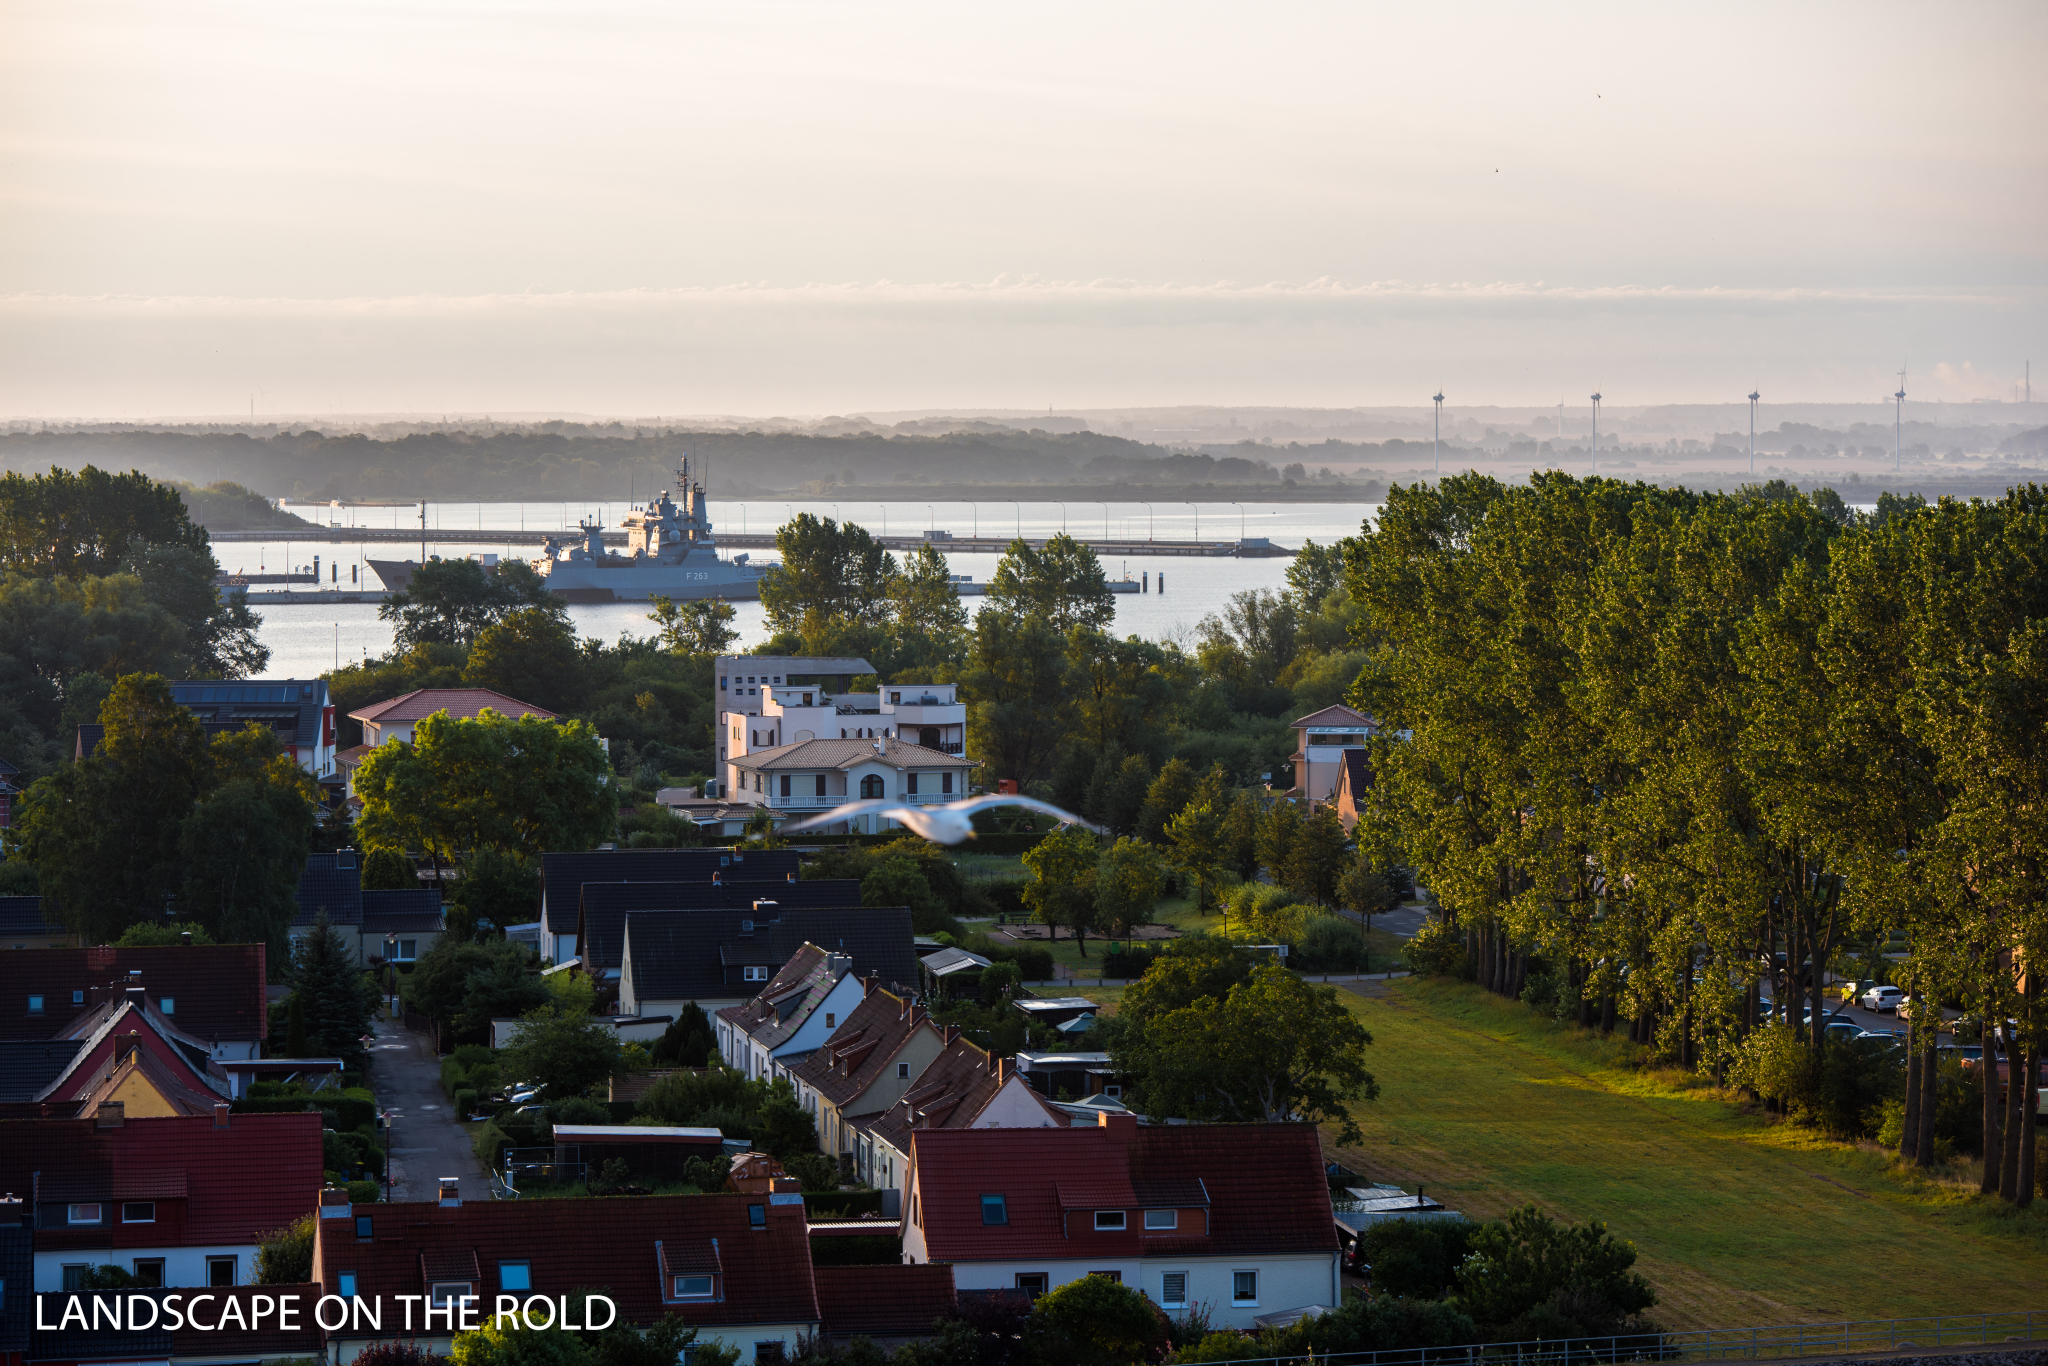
1348 473 2045 1205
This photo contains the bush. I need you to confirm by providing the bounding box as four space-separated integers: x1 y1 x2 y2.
454 1087 478 1117
649 1003 716 1067
1032 1273 1167 1364
1279 1292 1479 1356
345 1179 382 1203
975 876 1032 919
548 1096 613 1129
1359 1217 1477 1299
962 933 1054 982
1101 943 1158 980
472 1119 515 1170
1453 1206 1657 1337
782 1151 840 1191
1403 916 1469 978
1293 914 1365 973
255 1214 315 1284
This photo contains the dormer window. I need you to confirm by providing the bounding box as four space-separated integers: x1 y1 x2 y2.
743 966 769 982
1144 1209 1177 1230
673 1275 714 1299
67 1203 102 1225
1094 1210 1126 1231
429 1282 472 1308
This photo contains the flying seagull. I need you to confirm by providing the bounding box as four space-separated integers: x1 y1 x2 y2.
777 794 1104 845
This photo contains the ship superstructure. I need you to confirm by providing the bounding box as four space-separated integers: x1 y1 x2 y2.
530 458 773 603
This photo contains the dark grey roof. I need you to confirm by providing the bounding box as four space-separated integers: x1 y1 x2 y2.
0 1039 88 1102
0 897 65 940
576 878 860 979
169 679 331 751
31 1289 173 1364
624 905 915 1003
538 847 801 933
361 887 444 933
293 852 364 927
0 1225 27 1356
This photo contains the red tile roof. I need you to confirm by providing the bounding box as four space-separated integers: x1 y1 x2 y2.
312 1193 819 1332
352 688 556 725
0 945 268 1044
787 987 938 1109
1290 703 1375 729
169 1284 325 1358
861 1035 1066 1154
908 1121 1337 1264
0 1111 322 1250
815 1265 957 1338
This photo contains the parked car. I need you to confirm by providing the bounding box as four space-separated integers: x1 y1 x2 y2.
1861 985 1907 1013
1820 1019 1868 1042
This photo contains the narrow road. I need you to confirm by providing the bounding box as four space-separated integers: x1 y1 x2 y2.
370 1015 491 1203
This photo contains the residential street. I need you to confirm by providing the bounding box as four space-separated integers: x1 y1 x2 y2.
369 1015 491 1203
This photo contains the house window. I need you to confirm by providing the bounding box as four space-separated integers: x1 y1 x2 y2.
338 1273 358 1298
803 693 813 705
744 966 769 982
780 774 791 798
121 1202 155 1223
72 989 84 1004
673 1275 713 1299
1094 1210 1126 1231
942 771 953 794
398 939 417 960
907 773 919 795
131 1259 164 1288
1232 1270 1258 1304
160 997 175 1015
981 1194 1008 1225
748 1204 766 1229
898 1062 910 1079
1013 1273 1048 1300
815 774 827 797
208 1256 238 1287
499 1262 531 1292
1160 1271 1188 1307
67 1203 102 1225
860 774 884 798
355 1214 374 1239
755 1344 787 1364
62 1265 89 1291
27 995 43 1014
1144 1209 1177 1230
890 692 900 704
430 1282 470 1308
720 676 728 691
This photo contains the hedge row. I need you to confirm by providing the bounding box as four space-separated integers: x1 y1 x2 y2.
232 1091 377 1133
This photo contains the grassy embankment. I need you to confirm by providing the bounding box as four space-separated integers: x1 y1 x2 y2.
1316 977 2048 1329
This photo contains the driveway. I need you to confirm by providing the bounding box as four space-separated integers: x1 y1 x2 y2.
369 1015 491 1203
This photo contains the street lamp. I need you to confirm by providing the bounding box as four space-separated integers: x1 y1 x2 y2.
1139 502 1153 541
1186 502 1200 541
1052 500 1066 533
1589 393 1602 476
1007 500 1021 538
1228 501 1245 543
383 934 398 1019
927 504 935 535
1748 391 1760 476
1097 501 1110 540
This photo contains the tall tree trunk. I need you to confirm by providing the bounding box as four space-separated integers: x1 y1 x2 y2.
2001 1025 2026 1199
1901 1010 1922 1163
1915 1039 1937 1168
2018 1037 2038 1208
1576 960 1592 1028
1983 988 2004 1194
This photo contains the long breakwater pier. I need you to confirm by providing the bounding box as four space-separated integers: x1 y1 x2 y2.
209 527 1292 558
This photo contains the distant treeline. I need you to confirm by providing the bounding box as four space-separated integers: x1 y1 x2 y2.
0 427 1404 503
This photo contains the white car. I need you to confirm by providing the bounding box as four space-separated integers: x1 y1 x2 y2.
1861 985 1907 1013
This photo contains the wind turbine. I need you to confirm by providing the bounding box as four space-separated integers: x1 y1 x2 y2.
1432 389 1445 479
1590 392 1602 475
1894 363 1907 472
1748 391 1760 477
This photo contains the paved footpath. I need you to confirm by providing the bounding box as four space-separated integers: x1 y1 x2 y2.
369 1015 491 1203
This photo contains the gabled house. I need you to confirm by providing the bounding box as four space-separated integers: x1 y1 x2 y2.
291 853 446 966
347 687 556 750
2 1109 323 1292
1 898 75 952
620 905 918 1019
787 984 945 1165
851 1033 1068 1203
0 947 268 1059
1331 748 1374 832
574 877 858 984
76 681 338 781
902 1116 1341 1330
725 737 976 836
715 945 866 1083
537 848 801 965
311 1192 823 1363
0 989 242 1114
1287 703 1377 804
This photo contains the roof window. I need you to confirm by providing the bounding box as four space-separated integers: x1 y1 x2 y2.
1094 1210 1126 1231
499 1261 530 1292
748 1204 766 1229
981 1194 1008 1226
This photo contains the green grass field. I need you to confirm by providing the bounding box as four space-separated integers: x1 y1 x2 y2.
993 891 1411 979
1324 978 2048 1330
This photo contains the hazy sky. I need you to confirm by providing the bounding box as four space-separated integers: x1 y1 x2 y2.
2 0 2043 416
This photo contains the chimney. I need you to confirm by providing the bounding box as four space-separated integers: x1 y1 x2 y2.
863 974 879 998
213 1103 230 1130
438 1177 461 1208
827 952 853 978
179 931 192 947
95 1102 124 1129
786 871 796 883
943 1025 960 1046
1096 1110 1138 1134
711 871 722 885
319 1186 351 1219
124 986 146 1010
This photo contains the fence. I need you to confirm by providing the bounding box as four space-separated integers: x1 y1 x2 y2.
1183 1313 2048 1366
499 1148 586 1199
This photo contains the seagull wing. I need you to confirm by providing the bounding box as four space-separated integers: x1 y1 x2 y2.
779 800 913 835
947 793 1107 834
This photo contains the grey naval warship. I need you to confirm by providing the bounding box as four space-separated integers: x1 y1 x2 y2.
531 460 773 603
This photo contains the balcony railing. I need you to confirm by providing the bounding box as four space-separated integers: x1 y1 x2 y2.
766 791 956 808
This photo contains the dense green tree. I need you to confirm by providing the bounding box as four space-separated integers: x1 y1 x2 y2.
463 607 585 711
380 557 563 650
0 572 192 738
1082 751 1153 836
1453 1206 1657 1334
450 847 539 938
985 532 1114 631
1093 836 1165 939
406 936 547 1042
1284 804 1351 907
178 726 319 952
0 465 209 578
1065 629 1174 756
6 674 214 941
1119 934 1254 1026
500 1002 621 1099
957 610 1067 785
114 920 216 946
118 541 269 679
861 856 951 934
649 1002 716 1067
760 514 896 635
751 1078 819 1159
1028 1273 1164 1365
292 911 377 1069
646 595 739 656
890 542 969 648
1021 824 1100 952
1165 800 1226 914
359 846 417 890
1135 757 1200 844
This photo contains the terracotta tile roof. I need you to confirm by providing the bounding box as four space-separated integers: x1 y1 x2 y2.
312 1194 819 1331
787 987 937 1109
908 1121 1338 1264
1291 703 1375 729
815 1264 957 1338
169 1284 324 1358
860 1035 1066 1155
0 1111 323 1249
351 687 556 725
576 877 853 979
0 945 268 1044
65 1045 227 1117
728 736 976 772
